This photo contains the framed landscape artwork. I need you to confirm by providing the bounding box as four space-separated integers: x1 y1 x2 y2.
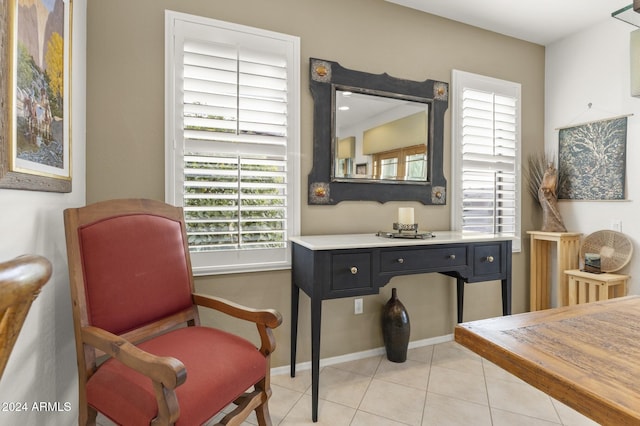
0 0 72 192
558 116 627 200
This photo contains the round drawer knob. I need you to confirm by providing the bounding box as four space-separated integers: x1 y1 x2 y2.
449 254 456 260
486 255 494 263
351 266 358 275
397 258 404 264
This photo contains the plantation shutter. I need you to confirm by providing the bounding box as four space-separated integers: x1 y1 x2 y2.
460 89 517 234
166 12 300 274
451 70 521 251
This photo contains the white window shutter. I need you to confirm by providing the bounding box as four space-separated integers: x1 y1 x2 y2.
452 70 521 251
166 12 300 274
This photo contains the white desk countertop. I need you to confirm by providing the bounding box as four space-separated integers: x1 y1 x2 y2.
289 231 512 251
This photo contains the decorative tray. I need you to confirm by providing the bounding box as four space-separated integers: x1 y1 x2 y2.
376 231 435 239
376 222 435 239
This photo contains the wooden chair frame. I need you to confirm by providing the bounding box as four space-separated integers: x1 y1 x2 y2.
0 254 52 380
64 199 282 425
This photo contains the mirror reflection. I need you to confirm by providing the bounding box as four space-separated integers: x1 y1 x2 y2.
333 89 429 182
308 57 448 205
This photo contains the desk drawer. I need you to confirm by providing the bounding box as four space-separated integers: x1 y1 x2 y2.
473 243 503 277
380 246 467 273
331 252 373 292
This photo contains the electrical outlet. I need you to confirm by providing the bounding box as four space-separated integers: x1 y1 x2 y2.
612 220 622 232
354 298 363 315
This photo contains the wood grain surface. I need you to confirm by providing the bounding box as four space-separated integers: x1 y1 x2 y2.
455 296 640 425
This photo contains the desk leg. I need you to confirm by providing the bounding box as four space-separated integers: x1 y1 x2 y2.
503 241 513 315
290 283 299 378
456 278 464 323
311 295 322 422
501 277 512 316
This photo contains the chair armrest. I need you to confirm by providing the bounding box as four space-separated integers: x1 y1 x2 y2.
192 293 282 328
81 326 187 389
192 293 282 356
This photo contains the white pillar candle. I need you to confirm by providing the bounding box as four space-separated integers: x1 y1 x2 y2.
398 207 414 225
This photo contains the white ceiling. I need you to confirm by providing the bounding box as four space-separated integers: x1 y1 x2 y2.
386 0 632 45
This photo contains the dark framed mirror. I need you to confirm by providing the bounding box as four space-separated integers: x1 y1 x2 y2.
308 58 448 205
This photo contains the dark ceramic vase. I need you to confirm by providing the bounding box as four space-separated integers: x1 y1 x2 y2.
381 288 410 362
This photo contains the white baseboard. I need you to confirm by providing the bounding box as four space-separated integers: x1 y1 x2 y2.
272 333 454 376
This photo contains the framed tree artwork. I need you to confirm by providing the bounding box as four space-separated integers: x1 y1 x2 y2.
558 116 627 200
0 0 72 192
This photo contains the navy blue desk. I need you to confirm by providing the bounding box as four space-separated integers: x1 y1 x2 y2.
290 232 512 421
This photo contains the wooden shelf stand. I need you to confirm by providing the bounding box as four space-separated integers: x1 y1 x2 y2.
528 231 581 311
565 269 629 305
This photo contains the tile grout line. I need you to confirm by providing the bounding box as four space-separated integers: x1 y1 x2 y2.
481 358 496 426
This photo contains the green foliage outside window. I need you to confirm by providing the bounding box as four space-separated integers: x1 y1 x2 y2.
184 157 286 251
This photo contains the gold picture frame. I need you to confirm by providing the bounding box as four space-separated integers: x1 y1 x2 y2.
0 0 72 192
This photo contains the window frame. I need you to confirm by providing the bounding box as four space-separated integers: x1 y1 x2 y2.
451 70 521 252
165 10 301 275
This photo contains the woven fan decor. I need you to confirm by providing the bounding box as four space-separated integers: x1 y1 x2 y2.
580 230 633 273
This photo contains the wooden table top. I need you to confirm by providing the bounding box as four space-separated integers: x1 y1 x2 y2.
455 296 640 425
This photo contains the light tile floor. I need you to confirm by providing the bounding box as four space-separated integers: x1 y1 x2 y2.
99 341 600 426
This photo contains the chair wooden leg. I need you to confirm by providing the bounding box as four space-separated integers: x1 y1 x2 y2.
254 377 273 426
254 400 272 426
85 405 98 426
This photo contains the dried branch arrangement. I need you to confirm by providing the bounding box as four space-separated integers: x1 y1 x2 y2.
526 153 566 203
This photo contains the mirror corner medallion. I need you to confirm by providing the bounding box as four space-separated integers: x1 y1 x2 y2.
308 58 449 205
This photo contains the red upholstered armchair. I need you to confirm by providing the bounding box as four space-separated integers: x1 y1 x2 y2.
63 199 282 425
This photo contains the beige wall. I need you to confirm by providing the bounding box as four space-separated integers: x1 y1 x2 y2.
86 0 544 367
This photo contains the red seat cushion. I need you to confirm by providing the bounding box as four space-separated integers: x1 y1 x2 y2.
86 326 266 425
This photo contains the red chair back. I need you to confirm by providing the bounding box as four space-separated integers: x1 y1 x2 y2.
78 213 193 334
